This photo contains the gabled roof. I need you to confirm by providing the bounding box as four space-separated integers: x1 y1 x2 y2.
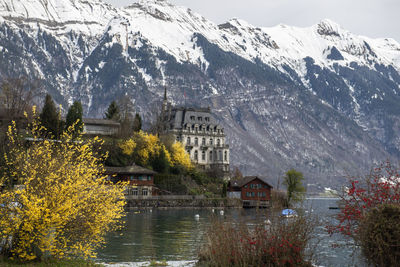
105 165 156 175
230 176 273 188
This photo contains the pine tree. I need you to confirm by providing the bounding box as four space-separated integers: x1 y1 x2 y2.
104 101 120 121
39 94 61 138
132 113 142 132
65 101 83 137
150 148 169 173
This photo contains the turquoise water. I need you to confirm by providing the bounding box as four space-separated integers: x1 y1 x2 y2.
97 199 365 266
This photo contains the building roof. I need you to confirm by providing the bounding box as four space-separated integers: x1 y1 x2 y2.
83 118 120 127
105 165 157 175
167 107 220 130
230 176 273 188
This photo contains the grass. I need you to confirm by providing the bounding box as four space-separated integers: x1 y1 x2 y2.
0 258 103 267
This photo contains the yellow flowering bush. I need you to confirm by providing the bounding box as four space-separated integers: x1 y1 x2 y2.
119 139 136 156
0 115 125 261
171 142 192 169
120 131 166 166
119 131 191 171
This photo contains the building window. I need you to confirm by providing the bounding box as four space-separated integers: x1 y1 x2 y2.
130 175 135 180
190 116 195 121
194 137 198 146
202 138 206 146
209 151 213 161
148 175 152 181
205 117 210 122
251 192 255 197
132 188 138 196
210 138 213 145
142 188 148 196
224 151 228 161
217 139 220 146
202 151 206 160
246 192 251 197
219 150 222 161
194 150 198 160
187 137 191 145
198 117 202 121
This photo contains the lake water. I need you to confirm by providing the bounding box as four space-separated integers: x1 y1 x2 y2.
97 198 365 267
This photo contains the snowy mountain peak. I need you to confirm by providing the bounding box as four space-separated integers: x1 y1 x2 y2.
316 18 344 38
0 0 117 22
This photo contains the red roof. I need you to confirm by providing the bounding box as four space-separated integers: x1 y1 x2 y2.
229 176 273 188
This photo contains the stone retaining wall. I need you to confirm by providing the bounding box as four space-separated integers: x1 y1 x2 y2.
125 197 242 209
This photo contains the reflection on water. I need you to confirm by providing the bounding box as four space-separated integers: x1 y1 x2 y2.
97 199 365 266
97 209 212 263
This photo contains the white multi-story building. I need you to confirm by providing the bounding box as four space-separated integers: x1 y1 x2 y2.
162 90 229 173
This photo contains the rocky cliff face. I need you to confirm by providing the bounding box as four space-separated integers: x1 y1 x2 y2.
1 0 400 191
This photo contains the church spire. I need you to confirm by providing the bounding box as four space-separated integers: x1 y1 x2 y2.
162 86 168 113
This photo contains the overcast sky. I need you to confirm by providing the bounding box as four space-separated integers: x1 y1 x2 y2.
103 0 400 41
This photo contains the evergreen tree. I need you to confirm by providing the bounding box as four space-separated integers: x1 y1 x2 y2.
65 101 83 137
39 94 61 138
150 148 169 173
104 101 120 121
221 182 227 198
132 113 142 132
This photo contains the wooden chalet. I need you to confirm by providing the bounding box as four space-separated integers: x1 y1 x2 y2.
105 165 157 198
228 176 273 208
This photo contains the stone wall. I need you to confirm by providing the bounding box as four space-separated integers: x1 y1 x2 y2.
125 197 242 209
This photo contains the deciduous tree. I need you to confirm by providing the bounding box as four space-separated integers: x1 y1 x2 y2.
283 169 306 206
0 77 40 122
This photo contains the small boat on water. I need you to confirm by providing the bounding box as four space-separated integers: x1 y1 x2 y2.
282 209 297 218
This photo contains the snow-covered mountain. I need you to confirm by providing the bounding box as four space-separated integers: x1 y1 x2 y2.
1 0 400 191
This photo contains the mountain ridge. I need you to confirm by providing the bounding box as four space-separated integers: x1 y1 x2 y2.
1 0 400 191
